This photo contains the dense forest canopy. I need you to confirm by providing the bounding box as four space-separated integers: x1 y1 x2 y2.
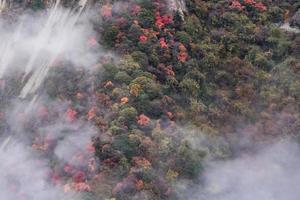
0 0 299 200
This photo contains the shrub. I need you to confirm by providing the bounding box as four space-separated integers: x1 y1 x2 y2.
138 9 155 28
254 53 274 71
30 0 45 10
109 125 127 135
175 31 191 46
119 107 138 124
179 78 200 97
175 142 204 178
102 24 119 47
112 134 139 159
120 55 141 75
267 6 284 23
115 71 132 84
130 76 162 99
131 51 149 67
44 66 81 99
103 63 118 78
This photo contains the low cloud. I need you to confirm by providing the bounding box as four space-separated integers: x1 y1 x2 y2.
176 139 300 200
0 138 80 200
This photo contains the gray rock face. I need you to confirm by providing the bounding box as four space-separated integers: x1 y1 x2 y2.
168 0 187 18
281 22 300 34
291 10 300 28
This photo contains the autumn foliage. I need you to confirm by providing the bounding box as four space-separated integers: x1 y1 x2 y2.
1 0 299 200
231 0 267 12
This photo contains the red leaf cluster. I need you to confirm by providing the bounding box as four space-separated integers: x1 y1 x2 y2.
139 35 148 43
51 173 61 185
158 64 175 76
159 38 168 48
104 80 114 89
87 36 98 47
64 182 91 192
137 114 150 126
73 182 91 191
244 0 255 5
155 12 173 29
86 142 96 153
66 108 77 122
132 156 151 168
177 43 188 62
87 107 97 121
131 4 141 15
135 179 144 190
230 1 245 10
162 14 173 25
141 28 159 38
121 97 129 105
101 4 112 17
73 170 86 183
166 111 174 120
254 2 267 11
230 0 267 12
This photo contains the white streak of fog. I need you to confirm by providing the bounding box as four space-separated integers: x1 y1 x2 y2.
20 0 89 98
0 136 11 150
0 0 96 99
0 0 7 13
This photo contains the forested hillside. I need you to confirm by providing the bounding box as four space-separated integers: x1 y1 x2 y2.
0 0 299 200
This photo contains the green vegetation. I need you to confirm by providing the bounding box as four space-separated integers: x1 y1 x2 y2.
1 0 299 199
